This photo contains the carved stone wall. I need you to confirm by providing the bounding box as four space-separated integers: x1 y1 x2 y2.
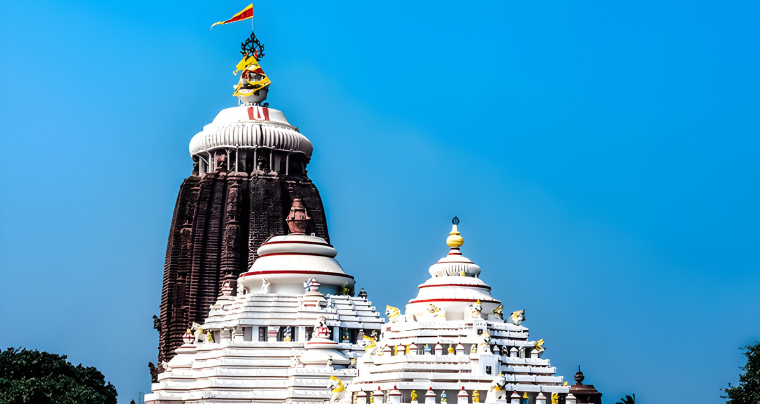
158 172 329 362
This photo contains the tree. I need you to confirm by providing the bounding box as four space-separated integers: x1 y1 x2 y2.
0 347 117 404
723 341 760 404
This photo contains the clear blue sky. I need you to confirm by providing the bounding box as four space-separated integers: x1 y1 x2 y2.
1 1 758 403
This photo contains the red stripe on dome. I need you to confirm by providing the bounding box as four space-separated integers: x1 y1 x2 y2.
262 240 333 247
259 252 335 258
418 284 491 290
240 270 354 279
408 298 500 304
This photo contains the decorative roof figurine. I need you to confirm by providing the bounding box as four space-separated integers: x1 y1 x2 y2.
232 35 270 103
287 199 311 234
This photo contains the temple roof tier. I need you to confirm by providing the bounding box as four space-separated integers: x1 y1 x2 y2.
189 105 313 158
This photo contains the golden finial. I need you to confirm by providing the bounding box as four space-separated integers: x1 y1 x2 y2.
446 216 464 248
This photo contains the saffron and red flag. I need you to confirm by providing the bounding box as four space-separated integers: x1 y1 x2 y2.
210 4 253 29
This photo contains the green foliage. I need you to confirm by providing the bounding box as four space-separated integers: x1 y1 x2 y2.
723 341 760 404
616 394 635 404
0 347 117 404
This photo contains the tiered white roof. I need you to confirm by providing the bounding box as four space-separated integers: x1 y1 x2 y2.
189 105 313 158
145 235 384 404
349 220 572 404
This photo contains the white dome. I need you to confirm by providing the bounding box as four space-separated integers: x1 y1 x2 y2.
428 248 481 277
238 234 354 295
189 105 313 158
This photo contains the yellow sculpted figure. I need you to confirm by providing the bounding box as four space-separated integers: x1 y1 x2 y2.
363 335 376 351
551 393 559 404
448 344 455 354
329 375 346 403
232 54 271 98
534 339 545 353
410 390 418 402
386 305 401 323
472 391 479 403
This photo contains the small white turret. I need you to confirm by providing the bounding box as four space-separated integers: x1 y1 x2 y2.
425 388 436 404
458 387 469 404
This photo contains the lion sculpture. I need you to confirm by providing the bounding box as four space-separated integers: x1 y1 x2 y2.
386 305 402 323
478 331 492 353
426 304 446 319
328 375 349 403
260 278 271 294
485 373 507 403
360 333 381 356
492 304 504 320
466 300 483 320
191 322 205 343
507 309 525 326
534 339 545 356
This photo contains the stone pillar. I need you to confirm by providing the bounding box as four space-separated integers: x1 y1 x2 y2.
435 342 443 356
566 394 577 404
286 152 290 175
397 344 405 356
510 347 518 358
535 392 546 404
425 388 436 404
333 326 341 343
297 326 306 342
531 349 539 359
357 391 367 404
457 387 468 404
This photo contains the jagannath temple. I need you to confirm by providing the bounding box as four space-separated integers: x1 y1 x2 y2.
148 7 603 404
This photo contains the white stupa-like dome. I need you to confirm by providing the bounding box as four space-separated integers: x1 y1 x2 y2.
239 234 355 296
406 220 500 320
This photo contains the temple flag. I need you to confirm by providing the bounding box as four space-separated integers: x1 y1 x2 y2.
210 4 253 29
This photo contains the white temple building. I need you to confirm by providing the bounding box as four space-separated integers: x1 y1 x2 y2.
147 31 581 403
349 219 573 404
147 217 576 404
145 203 384 404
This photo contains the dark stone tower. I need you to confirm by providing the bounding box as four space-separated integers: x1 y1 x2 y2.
157 51 330 360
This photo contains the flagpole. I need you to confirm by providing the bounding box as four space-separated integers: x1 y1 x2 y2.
251 4 254 34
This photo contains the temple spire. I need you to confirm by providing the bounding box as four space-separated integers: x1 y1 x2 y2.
446 216 464 248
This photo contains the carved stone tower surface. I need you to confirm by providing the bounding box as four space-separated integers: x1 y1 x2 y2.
158 34 330 362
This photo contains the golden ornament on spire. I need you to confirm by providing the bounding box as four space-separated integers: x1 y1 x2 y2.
446 216 464 248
